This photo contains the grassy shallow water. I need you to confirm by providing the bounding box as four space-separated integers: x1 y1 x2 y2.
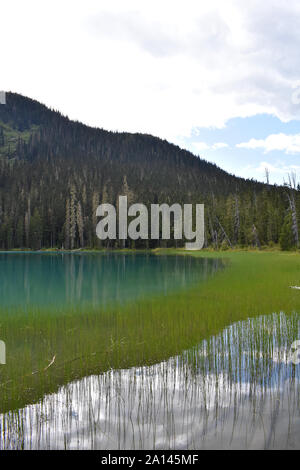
2 312 298 450
0 250 299 448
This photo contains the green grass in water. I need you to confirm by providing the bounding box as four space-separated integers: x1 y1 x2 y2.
0 250 299 413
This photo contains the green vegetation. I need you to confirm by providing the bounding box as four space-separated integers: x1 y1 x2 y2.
1 311 298 450
0 120 39 161
0 250 299 414
1 93 300 251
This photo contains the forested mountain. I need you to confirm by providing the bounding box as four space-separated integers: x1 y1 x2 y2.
0 92 298 250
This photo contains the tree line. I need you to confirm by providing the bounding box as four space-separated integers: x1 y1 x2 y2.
0 92 299 251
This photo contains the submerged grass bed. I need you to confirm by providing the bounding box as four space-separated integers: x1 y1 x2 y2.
0 250 299 414
2 312 299 450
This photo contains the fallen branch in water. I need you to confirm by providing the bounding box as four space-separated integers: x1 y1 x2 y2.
44 355 56 371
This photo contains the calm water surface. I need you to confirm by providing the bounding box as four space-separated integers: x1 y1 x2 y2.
0 252 223 312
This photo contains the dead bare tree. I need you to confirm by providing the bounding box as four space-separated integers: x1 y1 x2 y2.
286 172 299 248
265 167 270 185
208 212 217 248
216 216 233 248
252 224 261 249
234 194 240 245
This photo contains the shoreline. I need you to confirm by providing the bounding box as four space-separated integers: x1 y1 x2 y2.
0 246 298 254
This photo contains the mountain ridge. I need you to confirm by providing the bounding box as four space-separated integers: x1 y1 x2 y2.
0 92 296 250
0 92 263 185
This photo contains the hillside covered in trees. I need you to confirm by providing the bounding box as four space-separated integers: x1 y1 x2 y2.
0 92 299 250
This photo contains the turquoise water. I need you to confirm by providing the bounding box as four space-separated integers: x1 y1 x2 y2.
0 252 223 312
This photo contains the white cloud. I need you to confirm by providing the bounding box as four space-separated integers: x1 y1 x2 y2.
238 160 300 184
211 142 229 150
256 161 300 175
237 133 300 154
192 142 210 151
1 0 300 141
192 142 229 152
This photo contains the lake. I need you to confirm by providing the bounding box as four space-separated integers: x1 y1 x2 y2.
0 252 222 311
0 251 299 449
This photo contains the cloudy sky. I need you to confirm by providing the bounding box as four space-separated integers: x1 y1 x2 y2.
1 0 300 184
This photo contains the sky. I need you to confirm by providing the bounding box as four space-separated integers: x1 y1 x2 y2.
1 0 300 184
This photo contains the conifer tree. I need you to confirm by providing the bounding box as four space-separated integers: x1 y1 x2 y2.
77 201 84 247
279 214 294 251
